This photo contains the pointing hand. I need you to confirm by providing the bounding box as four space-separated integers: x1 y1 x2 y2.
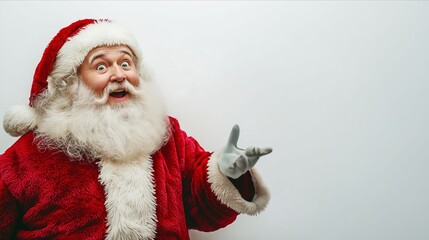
218 125 272 179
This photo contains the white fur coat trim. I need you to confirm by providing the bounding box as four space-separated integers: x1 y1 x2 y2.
98 157 157 240
207 151 270 215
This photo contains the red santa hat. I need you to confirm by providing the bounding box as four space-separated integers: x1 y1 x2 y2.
3 19 143 137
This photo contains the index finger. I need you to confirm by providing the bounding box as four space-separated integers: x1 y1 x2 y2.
245 147 273 157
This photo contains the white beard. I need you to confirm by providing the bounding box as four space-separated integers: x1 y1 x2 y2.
35 77 169 162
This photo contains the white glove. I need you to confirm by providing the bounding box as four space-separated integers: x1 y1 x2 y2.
218 125 272 179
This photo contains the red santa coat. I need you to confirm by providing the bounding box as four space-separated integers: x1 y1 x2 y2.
0 117 270 239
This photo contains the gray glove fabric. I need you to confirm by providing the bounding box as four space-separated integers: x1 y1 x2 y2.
218 125 272 179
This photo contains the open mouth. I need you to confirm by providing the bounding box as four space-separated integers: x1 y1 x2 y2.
109 90 128 98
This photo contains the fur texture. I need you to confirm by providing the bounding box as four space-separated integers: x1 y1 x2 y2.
53 20 142 84
3 20 146 138
98 158 157 240
1 18 271 239
207 151 270 215
30 19 96 105
34 75 168 162
3 105 38 137
0 118 270 239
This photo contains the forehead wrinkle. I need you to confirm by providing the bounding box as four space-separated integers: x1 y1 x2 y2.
87 48 134 65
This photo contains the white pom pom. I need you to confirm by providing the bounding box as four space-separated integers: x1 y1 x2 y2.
3 105 38 137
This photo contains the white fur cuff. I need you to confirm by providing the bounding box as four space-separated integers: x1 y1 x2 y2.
207 151 270 215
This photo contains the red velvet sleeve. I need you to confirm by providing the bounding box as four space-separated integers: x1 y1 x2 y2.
168 117 255 232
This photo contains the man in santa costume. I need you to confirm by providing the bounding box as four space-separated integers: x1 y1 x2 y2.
0 19 272 239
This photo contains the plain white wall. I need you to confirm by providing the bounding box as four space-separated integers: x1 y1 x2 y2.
1 1 429 239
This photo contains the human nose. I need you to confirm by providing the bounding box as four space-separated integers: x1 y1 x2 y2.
110 64 126 82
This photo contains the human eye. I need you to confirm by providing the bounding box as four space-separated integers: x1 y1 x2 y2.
121 61 130 68
96 64 107 71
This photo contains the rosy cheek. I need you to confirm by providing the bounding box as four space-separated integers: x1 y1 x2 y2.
84 74 108 94
129 73 140 86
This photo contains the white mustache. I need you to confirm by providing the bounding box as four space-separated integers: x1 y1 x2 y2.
93 80 142 105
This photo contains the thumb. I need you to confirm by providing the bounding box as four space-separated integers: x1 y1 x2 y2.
226 124 240 150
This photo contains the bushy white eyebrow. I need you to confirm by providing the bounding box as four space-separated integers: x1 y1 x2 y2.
88 49 134 65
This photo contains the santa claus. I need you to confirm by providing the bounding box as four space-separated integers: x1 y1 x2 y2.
0 19 271 239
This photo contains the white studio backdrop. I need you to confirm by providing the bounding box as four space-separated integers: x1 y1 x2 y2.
1 1 429 240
